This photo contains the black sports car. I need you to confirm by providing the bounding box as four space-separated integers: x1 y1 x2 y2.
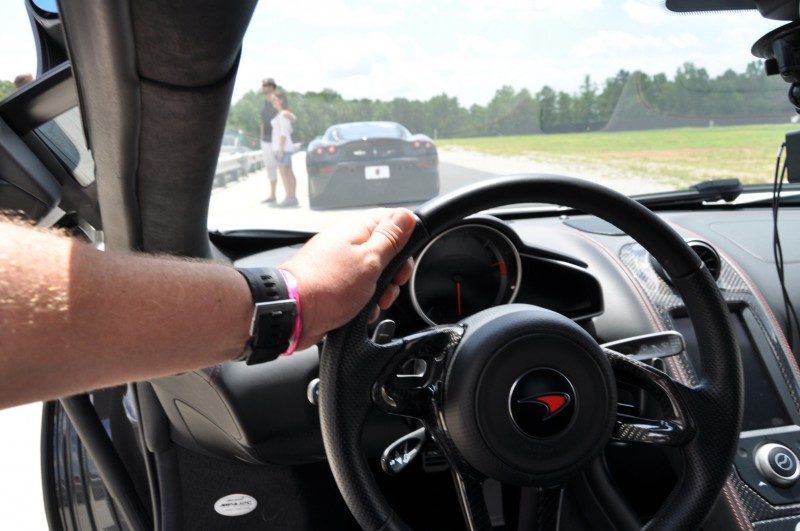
305 121 439 209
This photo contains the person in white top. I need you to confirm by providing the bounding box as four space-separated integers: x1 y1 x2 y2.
270 89 298 208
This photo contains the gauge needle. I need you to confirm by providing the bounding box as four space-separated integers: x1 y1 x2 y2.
492 260 508 276
456 280 462 317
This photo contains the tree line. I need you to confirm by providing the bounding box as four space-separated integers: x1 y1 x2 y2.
227 61 791 143
3 61 789 143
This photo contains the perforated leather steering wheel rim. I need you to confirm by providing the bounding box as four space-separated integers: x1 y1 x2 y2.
319 174 743 531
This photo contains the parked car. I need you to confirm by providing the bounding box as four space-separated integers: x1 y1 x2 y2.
305 121 439 209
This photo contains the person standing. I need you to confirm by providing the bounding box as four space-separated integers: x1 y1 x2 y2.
259 78 279 203
270 89 298 208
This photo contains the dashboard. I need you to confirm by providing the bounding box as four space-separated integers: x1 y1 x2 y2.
397 216 603 334
151 207 800 529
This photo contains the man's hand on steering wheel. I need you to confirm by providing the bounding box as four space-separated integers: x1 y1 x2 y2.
280 208 417 350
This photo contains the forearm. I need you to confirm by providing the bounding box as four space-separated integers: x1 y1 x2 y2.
0 222 252 408
279 134 287 150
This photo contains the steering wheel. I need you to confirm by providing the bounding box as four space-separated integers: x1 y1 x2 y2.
318 175 743 530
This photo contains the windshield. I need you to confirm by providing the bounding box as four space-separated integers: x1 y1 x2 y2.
0 0 37 102
208 1 789 232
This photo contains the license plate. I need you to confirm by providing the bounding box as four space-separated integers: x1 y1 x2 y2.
365 165 390 180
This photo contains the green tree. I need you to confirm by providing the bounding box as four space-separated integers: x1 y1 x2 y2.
226 90 262 140
596 70 629 123
224 62 793 141
575 75 598 127
537 86 557 131
0 80 16 101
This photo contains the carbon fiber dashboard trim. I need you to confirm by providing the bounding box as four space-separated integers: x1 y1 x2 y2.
619 241 800 525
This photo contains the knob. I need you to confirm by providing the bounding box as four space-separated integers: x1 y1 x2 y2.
380 427 426 475
306 378 320 406
754 443 800 487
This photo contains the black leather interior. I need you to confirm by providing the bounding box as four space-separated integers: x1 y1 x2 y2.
0 117 61 215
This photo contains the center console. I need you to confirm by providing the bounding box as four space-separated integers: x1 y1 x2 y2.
617 238 800 527
674 309 800 505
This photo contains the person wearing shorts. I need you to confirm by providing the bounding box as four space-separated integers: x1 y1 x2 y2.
270 89 298 208
259 78 279 202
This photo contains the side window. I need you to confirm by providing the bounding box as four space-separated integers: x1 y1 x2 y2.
36 107 95 186
0 1 39 101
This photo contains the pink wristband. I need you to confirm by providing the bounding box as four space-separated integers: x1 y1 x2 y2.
278 268 302 356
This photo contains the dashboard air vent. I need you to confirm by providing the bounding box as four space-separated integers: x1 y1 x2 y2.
649 239 722 284
687 240 722 281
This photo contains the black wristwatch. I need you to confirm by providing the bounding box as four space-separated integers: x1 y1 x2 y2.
236 267 299 364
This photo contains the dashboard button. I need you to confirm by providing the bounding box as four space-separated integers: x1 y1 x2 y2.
769 447 798 477
755 443 800 487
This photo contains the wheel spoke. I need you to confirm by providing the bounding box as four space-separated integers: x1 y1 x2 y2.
605 348 696 446
450 465 493 531
371 324 464 419
370 324 497 529
516 486 564 531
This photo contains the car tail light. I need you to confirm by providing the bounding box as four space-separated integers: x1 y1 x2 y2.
314 147 324 156
327 145 337 154
424 141 432 149
413 141 422 149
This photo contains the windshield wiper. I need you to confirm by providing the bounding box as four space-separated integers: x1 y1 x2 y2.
633 178 743 209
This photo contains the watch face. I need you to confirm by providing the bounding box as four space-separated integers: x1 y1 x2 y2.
235 267 299 363
247 299 298 364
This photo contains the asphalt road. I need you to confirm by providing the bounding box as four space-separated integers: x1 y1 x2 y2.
208 155 500 232
439 161 498 194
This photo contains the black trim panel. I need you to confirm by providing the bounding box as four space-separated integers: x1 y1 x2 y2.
0 63 77 134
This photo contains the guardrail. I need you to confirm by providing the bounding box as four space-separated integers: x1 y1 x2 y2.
213 149 264 188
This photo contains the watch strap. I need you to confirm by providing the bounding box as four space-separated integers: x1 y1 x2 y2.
236 267 297 364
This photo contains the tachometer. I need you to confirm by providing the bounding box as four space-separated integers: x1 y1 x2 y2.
410 224 522 325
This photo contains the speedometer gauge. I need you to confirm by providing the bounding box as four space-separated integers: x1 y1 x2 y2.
410 224 522 325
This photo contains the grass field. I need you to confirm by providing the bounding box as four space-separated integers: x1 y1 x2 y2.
438 123 797 188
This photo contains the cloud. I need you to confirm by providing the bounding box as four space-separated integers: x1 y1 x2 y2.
257 0 405 29
231 0 784 108
326 56 374 79
622 1 668 25
573 31 702 57
459 0 603 22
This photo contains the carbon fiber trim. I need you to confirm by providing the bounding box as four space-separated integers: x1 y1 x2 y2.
605 349 696 446
619 241 800 525
752 514 800 529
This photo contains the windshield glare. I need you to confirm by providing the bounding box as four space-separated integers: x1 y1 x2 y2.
209 2 790 232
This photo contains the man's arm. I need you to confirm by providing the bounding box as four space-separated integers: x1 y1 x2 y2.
259 105 264 142
0 209 415 409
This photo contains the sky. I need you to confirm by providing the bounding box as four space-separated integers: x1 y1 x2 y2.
0 0 786 106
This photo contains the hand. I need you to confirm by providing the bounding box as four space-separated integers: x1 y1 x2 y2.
276 150 284 161
280 208 416 349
